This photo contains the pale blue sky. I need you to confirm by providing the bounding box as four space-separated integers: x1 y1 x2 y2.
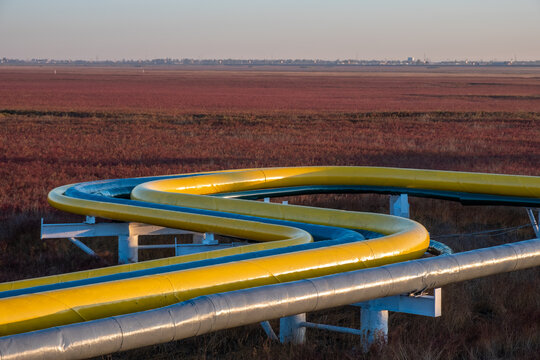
1 0 539 61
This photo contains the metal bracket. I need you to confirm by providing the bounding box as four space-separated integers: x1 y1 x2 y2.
259 321 278 341
409 287 428 297
67 237 98 257
526 208 540 238
276 289 441 350
353 288 442 317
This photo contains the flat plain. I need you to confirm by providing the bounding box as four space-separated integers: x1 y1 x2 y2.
1 65 539 113
0 65 539 359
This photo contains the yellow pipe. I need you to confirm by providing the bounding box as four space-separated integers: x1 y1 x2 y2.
5 166 538 292
0 217 425 336
1 167 538 336
0 184 311 293
139 167 540 198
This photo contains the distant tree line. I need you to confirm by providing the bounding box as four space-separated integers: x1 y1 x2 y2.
1 57 539 67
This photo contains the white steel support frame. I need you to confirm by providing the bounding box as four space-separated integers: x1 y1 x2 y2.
37 199 540 352
40 217 240 264
278 194 441 353
118 232 138 264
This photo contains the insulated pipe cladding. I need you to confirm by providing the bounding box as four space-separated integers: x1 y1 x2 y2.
0 167 539 359
0 238 538 360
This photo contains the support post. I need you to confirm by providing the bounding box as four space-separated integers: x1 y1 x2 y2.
279 313 306 344
358 193 409 350
118 225 139 264
118 235 138 264
390 194 409 218
360 307 388 352
192 232 217 245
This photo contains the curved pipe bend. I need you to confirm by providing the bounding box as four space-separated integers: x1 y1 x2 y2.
0 166 538 337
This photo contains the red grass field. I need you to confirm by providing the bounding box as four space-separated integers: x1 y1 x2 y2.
1 66 539 113
0 66 539 359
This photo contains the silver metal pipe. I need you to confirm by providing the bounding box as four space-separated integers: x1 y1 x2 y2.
1 238 539 360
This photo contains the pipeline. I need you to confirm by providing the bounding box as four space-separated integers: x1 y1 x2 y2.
0 166 538 357
0 167 437 336
0 237 538 360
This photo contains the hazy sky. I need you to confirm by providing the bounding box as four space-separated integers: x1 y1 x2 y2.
1 0 539 61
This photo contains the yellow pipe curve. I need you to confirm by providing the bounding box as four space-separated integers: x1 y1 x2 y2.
1 166 538 336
